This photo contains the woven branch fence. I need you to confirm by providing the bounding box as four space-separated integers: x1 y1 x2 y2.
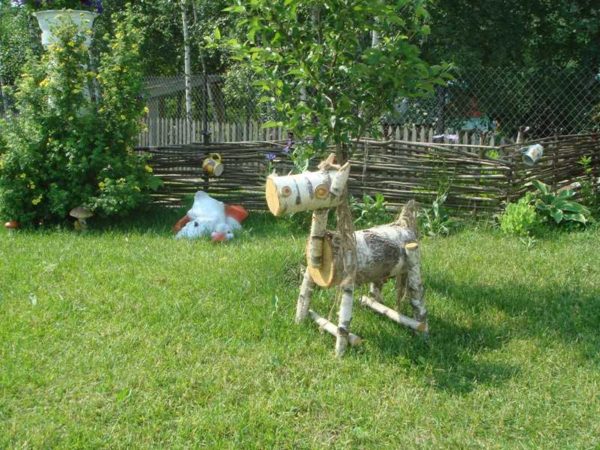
139 134 600 215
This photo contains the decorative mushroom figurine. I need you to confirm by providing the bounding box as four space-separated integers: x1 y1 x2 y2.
4 220 19 234
69 206 93 231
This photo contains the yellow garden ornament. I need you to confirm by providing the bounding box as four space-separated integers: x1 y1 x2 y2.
202 153 224 177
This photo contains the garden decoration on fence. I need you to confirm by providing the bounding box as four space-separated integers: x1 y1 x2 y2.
266 153 428 357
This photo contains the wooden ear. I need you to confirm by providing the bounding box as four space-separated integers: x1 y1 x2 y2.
318 153 340 170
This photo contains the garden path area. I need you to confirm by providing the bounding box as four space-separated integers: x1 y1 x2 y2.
1 210 599 448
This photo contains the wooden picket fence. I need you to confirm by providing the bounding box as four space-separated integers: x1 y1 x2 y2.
138 118 509 148
138 134 600 215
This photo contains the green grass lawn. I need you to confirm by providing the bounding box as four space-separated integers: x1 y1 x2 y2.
1 209 599 448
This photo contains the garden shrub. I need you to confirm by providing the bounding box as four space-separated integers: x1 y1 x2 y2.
500 193 540 236
351 193 392 228
418 191 458 237
532 180 590 229
0 11 160 226
578 155 599 218
500 180 592 236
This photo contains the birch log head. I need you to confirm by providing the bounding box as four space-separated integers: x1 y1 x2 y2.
265 162 351 216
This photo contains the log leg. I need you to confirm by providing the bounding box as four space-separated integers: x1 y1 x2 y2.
296 268 315 323
369 281 383 303
405 243 427 331
335 281 354 357
395 272 408 311
309 310 362 346
360 295 426 332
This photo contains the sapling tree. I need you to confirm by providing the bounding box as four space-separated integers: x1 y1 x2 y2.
220 0 445 356
219 0 448 165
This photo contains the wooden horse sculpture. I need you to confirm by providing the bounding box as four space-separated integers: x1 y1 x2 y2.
266 154 427 356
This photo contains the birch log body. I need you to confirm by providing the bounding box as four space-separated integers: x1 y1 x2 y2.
265 164 351 216
307 225 417 288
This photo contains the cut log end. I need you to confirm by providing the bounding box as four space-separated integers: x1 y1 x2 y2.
306 235 339 288
405 242 419 251
265 176 282 216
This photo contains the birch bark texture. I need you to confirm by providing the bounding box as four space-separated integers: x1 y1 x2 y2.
265 161 351 216
180 0 193 130
297 200 428 354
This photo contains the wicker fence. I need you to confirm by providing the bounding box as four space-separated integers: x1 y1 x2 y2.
139 134 600 215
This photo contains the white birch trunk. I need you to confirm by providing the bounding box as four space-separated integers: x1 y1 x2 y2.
296 268 315 323
180 0 193 132
307 224 417 288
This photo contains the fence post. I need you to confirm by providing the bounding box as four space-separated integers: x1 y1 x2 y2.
552 132 559 191
148 97 160 147
202 72 211 144
506 152 515 206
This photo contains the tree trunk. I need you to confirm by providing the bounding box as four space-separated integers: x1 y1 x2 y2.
180 0 193 135
0 74 8 116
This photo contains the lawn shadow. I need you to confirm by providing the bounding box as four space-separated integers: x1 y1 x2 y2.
362 302 519 394
427 271 600 356
362 269 600 393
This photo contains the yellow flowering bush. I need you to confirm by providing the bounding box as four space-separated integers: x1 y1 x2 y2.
0 10 160 225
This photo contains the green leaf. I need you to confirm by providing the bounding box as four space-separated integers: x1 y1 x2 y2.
557 189 575 199
213 27 221 40
551 209 563 223
224 5 246 14
532 179 549 195
262 120 283 128
563 213 588 224
554 200 586 214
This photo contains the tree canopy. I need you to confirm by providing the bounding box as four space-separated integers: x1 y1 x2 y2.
422 0 600 70
219 0 447 162
1 0 598 82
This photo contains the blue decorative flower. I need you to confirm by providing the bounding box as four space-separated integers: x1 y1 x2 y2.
265 152 277 161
